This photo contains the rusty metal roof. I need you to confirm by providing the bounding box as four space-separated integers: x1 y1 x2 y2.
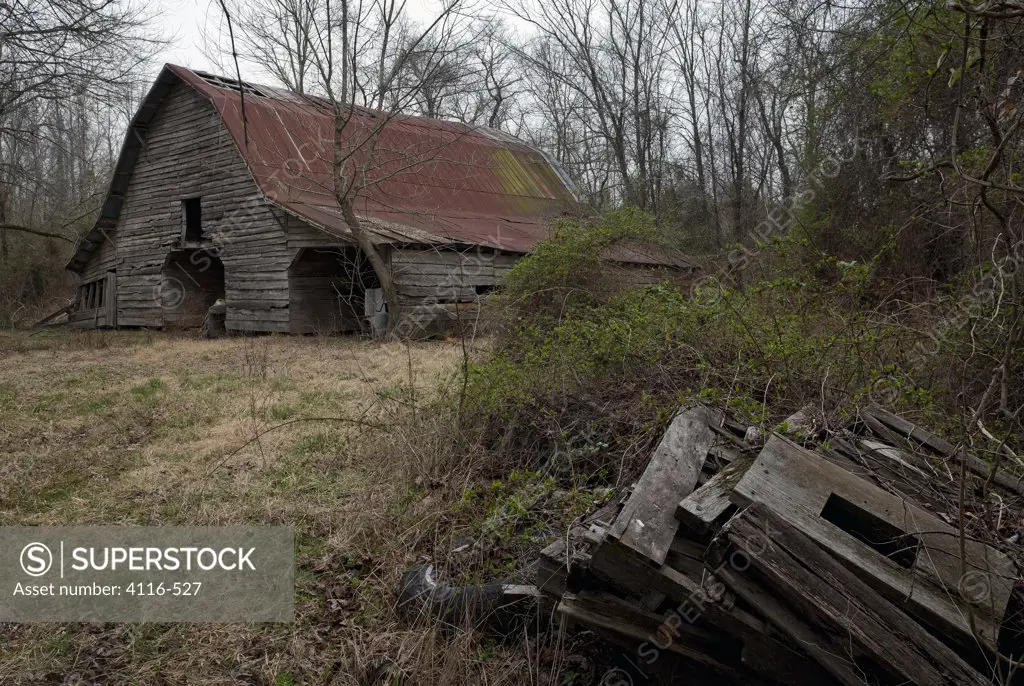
601 238 700 270
69 64 589 271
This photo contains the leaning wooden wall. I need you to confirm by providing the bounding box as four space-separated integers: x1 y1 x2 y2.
90 81 290 332
68 270 117 328
69 239 118 328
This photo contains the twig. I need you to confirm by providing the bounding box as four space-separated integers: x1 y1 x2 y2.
203 416 386 479
0 223 74 242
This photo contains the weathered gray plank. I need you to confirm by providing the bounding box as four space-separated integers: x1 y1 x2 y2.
588 534 769 643
724 503 990 686
732 434 1014 652
862 405 956 454
863 405 1024 496
608 406 721 565
676 454 753 535
558 591 753 679
664 536 708 578
714 566 875 686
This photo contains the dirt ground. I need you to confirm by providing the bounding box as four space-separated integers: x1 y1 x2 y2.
0 329 547 684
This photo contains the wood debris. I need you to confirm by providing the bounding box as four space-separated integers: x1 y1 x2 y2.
538 406 1024 685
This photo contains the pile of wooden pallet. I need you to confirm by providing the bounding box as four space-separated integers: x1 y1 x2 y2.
538 405 1023 685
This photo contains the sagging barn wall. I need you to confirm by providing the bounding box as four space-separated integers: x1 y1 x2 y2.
285 242 520 337
288 242 525 337
72 82 292 332
70 241 118 327
388 247 520 336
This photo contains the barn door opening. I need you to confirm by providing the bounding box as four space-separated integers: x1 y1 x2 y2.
160 249 225 328
289 247 379 334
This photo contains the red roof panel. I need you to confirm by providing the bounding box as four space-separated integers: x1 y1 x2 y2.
170 65 583 253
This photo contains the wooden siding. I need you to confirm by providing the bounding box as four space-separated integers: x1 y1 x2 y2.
69 271 116 328
390 247 518 305
286 214 349 251
389 247 519 337
80 230 118 283
80 82 291 332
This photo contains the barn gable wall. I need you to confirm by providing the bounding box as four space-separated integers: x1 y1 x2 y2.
81 81 292 332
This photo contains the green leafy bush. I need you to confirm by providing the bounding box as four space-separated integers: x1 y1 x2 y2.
495 207 662 329
460 211 958 482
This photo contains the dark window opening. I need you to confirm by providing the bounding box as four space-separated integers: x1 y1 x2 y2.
820 493 919 569
183 198 203 242
474 284 496 295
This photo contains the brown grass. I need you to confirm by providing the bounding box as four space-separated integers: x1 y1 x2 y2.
0 329 584 685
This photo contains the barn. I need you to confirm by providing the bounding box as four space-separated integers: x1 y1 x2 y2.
66 64 692 335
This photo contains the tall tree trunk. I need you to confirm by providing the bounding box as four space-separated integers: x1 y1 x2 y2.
733 0 752 239
338 197 401 335
332 111 401 335
686 80 709 221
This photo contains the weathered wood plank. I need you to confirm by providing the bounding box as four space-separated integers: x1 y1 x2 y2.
862 405 956 454
558 591 753 679
676 455 753 536
863 405 1024 497
608 406 721 565
590 534 836 685
732 434 1014 652
714 565 870 686
395 284 478 301
588 534 769 643
724 503 990 686
664 536 708 578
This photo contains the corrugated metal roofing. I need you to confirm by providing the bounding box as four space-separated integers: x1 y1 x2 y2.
601 237 700 270
67 64 588 271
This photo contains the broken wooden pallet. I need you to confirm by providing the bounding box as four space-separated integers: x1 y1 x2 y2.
731 433 1015 653
536 404 1021 685
716 502 990 686
607 405 721 566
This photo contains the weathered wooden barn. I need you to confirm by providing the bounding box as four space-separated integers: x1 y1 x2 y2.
67 65 693 334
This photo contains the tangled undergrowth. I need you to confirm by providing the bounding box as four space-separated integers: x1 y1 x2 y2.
438 210 1024 499
2 210 1021 685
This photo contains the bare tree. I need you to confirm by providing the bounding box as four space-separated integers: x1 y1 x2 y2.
215 0 320 94
302 0 471 334
668 0 716 237
509 0 676 210
0 0 160 321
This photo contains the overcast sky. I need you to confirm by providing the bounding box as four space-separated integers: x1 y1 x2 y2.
147 0 466 84
150 0 222 74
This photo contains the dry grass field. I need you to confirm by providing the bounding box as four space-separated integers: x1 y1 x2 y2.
0 329 577 685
